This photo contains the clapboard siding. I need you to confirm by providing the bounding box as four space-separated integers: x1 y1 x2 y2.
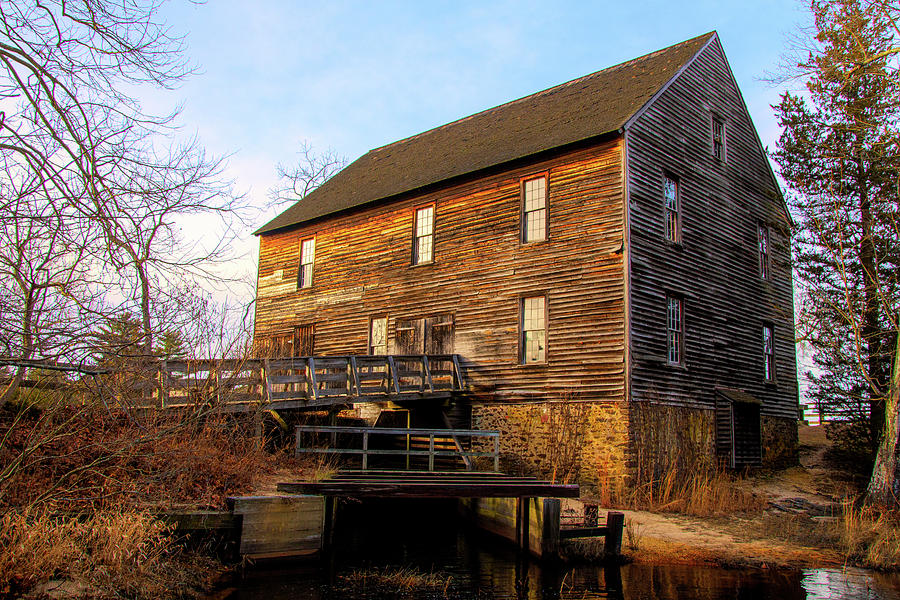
255 141 626 403
625 38 799 419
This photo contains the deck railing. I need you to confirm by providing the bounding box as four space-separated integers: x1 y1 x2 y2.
294 425 500 472
149 354 464 410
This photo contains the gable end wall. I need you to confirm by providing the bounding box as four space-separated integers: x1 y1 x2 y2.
625 38 799 423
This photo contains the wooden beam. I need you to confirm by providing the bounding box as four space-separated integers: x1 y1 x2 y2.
275 481 579 498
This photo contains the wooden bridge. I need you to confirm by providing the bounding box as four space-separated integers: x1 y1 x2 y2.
153 354 465 411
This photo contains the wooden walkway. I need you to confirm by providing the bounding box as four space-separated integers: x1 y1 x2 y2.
153 354 465 411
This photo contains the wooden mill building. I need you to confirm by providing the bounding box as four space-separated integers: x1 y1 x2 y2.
253 32 798 492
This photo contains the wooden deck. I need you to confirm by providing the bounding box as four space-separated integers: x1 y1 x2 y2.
150 354 465 411
276 470 580 498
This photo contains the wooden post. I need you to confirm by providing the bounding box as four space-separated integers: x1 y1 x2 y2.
428 434 436 471
541 498 561 557
362 431 369 470
604 511 625 556
493 435 500 472
521 497 531 553
253 409 264 450
322 496 335 553
406 410 411 471
157 360 168 408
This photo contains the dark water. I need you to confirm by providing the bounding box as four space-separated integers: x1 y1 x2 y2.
223 500 900 600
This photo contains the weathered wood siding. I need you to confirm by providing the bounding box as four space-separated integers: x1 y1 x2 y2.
255 141 627 403
625 37 799 419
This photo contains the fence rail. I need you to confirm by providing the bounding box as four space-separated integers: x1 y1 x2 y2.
151 354 465 411
294 425 500 472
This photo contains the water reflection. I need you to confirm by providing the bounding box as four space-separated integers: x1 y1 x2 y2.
223 499 900 600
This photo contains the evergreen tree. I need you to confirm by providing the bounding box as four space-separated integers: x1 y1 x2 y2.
92 313 146 369
154 330 188 361
773 0 900 502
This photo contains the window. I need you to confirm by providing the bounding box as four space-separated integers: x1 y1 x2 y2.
298 238 315 289
664 175 680 243
522 176 547 243
395 314 455 354
369 317 388 355
521 296 546 364
758 224 770 279
413 206 434 264
712 117 726 161
667 295 684 366
763 324 776 382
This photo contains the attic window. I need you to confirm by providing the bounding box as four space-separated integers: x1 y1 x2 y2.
298 238 315 289
522 176 547 243
413 205 434 264
664 175 680 243
712 117 726 161
758 223 770 279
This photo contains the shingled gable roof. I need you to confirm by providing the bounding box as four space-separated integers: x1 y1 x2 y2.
256 31 716 235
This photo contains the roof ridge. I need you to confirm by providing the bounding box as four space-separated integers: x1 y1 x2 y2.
369 31 716 154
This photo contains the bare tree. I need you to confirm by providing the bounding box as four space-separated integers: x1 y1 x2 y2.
0 1 247 388
269 141 346 208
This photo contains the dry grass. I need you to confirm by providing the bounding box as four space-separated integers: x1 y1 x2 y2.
841 501 900 570
625 463 767 516
759 500 900 570
625 517 645 553
0 508 221 599
0 401 288 510
338 566 453 596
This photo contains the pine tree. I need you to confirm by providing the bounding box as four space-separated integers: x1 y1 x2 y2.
773 0 900 502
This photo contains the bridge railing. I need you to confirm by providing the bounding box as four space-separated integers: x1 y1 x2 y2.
294 425 500 472
151 354 464 409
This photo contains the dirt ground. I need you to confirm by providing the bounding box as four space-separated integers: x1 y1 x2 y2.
568 425 861 569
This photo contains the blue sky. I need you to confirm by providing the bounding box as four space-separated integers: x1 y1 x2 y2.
149 0 809 273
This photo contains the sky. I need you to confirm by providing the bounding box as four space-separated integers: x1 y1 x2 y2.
145 0 811 283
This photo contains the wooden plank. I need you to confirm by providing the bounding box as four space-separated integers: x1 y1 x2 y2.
230 495 324 557
559 526 608 540
252 140 626 409
275 481 579 498
155 510 239 531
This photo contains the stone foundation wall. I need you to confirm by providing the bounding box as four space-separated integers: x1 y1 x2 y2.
762 415 799 468
628 402 716 484
472 401 798 496
471 401 629 497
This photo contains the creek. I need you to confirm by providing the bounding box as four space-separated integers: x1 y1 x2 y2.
221 499 900 600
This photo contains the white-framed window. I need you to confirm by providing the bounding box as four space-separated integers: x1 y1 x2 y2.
521 296 547 364
413 205 434 264
763 323 776 382
712 117 726 161
664 174 680 243
758 223 770 279
667 295 684 366
522 176 547 243
298 237 315 289
369 317 388 356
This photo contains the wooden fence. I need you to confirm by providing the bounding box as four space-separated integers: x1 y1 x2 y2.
151 354 465 411
294 425 500 471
